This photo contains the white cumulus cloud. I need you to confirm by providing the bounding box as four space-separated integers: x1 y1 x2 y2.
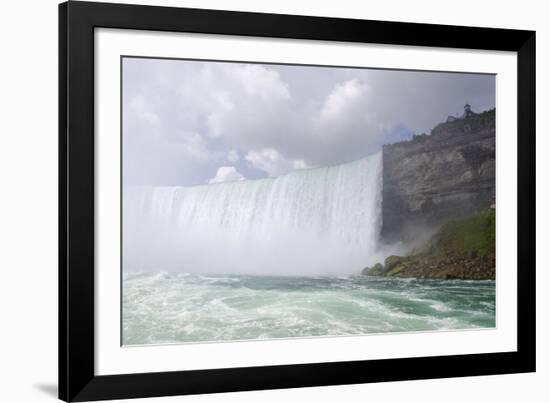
179 132 211 163
232 64 291 101
319 79 370 123
245 148 309 177
208 166 246 184
128 94 160 126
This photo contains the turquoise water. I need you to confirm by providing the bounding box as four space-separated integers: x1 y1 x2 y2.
122 272 495 345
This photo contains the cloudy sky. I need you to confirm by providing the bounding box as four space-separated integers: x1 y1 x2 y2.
122 57 495 186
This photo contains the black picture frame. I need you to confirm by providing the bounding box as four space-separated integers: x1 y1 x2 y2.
59 1 536 401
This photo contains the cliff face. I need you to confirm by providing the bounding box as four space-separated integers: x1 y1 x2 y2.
381 109 495 243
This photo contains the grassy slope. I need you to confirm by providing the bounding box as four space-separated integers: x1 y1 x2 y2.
424 209 495 258
364 209 496 279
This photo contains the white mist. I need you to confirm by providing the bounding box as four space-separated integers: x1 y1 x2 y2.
123 152 382 276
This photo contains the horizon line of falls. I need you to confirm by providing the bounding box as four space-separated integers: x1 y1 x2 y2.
123 152 383 277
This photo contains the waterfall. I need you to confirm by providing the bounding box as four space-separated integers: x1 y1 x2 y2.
123 152 383 276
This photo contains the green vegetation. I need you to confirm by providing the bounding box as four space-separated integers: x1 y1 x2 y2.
411 133 428 142
427 209 495 258
362 209 496 280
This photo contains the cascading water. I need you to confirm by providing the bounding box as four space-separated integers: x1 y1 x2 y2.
123 152 383 276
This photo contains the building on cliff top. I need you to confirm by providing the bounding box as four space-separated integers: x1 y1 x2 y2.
462 103 476 118
446 104 477 123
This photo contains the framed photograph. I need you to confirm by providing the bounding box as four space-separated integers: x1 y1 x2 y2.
59 1 535 401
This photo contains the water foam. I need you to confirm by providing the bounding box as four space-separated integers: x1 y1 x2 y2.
122 273 496 345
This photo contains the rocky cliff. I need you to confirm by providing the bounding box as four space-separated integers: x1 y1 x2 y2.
381 109 495 243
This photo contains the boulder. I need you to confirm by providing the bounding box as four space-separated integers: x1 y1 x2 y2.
361 262 384 276
384 255 404 271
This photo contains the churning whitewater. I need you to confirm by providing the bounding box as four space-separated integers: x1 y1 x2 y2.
123 273 495 345
123 152 383 276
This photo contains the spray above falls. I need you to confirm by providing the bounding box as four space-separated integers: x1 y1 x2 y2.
123 152 383 276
